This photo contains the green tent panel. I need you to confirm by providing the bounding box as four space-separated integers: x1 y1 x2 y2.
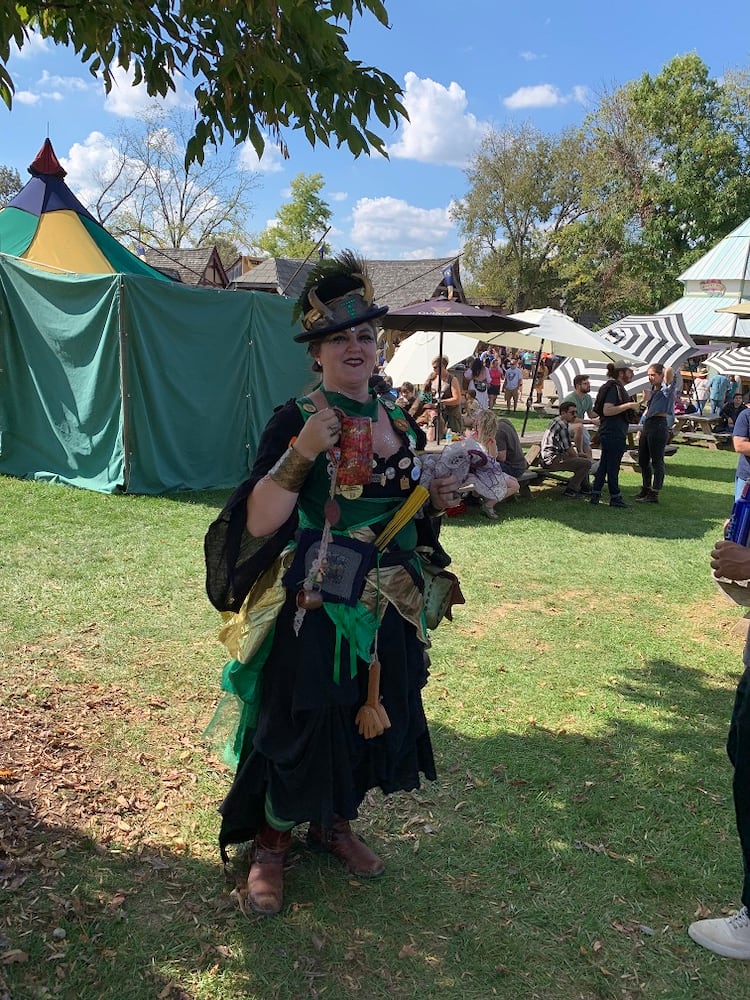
0 255 311 493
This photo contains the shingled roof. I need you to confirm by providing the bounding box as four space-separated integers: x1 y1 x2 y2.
229 255 464 308
142 246 228 287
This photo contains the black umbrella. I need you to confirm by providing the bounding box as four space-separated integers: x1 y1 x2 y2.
384 299 535 439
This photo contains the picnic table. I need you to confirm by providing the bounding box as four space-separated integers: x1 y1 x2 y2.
672 414 732 450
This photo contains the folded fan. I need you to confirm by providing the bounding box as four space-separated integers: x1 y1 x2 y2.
373 486 429 550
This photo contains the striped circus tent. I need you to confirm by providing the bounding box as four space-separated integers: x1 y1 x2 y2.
707 346 750 379
551 313 696 399
0 139 172 280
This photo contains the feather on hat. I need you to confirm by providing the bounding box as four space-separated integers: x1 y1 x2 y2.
294 249 388 343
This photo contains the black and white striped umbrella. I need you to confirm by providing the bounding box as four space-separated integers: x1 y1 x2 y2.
550 313 696 399
706 346 750 379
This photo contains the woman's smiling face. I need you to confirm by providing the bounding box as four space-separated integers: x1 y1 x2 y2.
313 323 378 392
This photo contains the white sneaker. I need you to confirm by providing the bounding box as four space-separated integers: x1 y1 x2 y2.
688 906 750 959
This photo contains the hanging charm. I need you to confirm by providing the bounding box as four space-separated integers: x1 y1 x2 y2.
354 655 391 739
293 455 339 635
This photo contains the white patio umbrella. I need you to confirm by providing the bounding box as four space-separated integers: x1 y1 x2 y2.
551 313 697 400
706 346 750 379
483 308 644 362
480 308 643 431
384 329 477 386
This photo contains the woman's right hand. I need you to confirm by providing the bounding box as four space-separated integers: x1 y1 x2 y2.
293 407 341 460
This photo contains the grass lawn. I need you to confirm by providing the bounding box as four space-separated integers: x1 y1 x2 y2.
1 430 749 1000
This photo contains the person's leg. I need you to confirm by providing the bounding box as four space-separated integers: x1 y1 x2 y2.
637 425 651 492
688 635 750 957
590 436 608 502
549 456 591 492
650 421 670 494
606 435 628 506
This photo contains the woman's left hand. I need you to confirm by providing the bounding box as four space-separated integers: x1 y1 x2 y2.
429 473 461 511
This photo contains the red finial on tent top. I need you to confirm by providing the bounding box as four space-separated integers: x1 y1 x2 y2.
28 138 66 178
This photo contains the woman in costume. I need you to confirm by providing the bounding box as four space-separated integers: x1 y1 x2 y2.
204 252 460 916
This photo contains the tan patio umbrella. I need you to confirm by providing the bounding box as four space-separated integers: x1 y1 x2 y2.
716 302 750 317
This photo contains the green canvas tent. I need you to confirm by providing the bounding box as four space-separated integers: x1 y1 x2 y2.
0 255 311 493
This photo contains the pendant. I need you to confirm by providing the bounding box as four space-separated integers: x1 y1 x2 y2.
296 587 323 610
398 457 411 469
410 466 421 481
324 498 341 526
302 402 316 413
339 484 363 499
400 475 409 490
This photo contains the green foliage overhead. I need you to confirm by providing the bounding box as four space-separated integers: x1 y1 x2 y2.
254 172 332 259
1 1 406 165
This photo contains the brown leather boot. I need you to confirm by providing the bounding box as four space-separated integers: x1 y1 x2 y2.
307 817 385 877
246 823 292 915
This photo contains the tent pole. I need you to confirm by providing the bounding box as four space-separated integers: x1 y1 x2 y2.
118 274 132 492
522 343 545 436
435 327 444 442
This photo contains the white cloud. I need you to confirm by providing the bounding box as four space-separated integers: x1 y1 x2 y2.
239 139 285 174
103 65 188 117
329 191 348 203
60 131 122 207
37 70 90 93
350 196 457 259
519 50 545 61
14 91 40 105
503 83 589 110
9 31 50 60
389 72 489 167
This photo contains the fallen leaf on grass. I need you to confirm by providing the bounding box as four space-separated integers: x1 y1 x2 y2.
398 944 416 958
1 949 29 964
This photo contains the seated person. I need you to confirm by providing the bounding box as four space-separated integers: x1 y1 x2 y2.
462 388 483 429
494 417 527 480
714 393 747 432
562 373 598 459
540 402 593 498
396 381 417 411
472 410 520 518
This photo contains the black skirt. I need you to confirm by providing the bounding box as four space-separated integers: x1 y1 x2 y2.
218 590 436 859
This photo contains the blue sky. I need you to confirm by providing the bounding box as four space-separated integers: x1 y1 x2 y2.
3 1 750 261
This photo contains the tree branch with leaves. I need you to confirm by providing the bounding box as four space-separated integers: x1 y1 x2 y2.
1 1 406 165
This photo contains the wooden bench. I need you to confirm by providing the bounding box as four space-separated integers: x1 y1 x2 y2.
677 431 721 449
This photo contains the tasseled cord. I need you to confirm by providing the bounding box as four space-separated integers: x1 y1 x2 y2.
354 557 391 739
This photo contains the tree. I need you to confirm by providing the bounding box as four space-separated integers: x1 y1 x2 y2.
0 164 21 207
254 173 332 259
572 55 750 318
90 108 256 251
2 2 405 165
452 125 587 311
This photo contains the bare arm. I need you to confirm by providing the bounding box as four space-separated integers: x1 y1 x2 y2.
246 408 340 537
733 436 750 456
602 400 633 417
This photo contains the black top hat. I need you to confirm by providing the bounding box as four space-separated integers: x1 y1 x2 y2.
294 250 388 343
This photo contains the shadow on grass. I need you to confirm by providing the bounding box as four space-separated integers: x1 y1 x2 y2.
443 480 731 541
2 653 745 1000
